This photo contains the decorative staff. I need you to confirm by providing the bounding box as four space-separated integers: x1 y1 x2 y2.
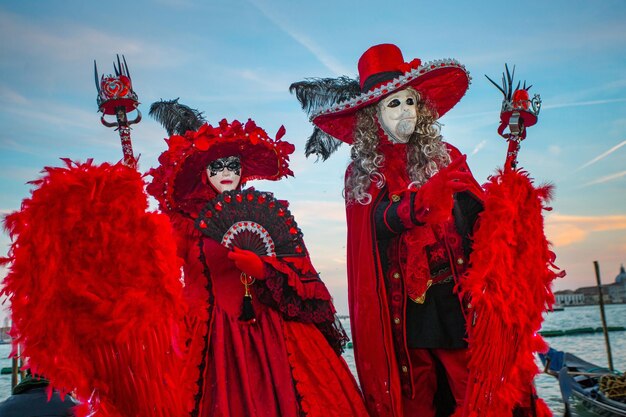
461 64 562 417
486 64 541 171
94 55 141 168
0 54 188 417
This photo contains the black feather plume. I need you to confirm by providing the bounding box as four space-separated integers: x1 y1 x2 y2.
289 76 359 160
305 128 344 161
485 64 533 101
149 98 206 136
289 76 360 115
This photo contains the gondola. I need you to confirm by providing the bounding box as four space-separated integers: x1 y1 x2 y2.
540 347 626 416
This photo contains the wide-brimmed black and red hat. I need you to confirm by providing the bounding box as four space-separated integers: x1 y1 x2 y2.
148 118 295 212
291 44 470 155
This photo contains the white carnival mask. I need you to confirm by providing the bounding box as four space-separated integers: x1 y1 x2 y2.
377 89 418 144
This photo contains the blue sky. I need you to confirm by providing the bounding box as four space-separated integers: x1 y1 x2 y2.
1 0 625 317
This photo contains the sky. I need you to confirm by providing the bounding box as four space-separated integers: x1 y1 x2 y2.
0 0 625 318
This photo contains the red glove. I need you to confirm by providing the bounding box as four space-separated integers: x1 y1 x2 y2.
227 247 267 278
413 155 474 224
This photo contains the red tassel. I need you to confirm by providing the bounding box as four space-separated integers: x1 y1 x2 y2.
239 293 256 323
238 273 256 323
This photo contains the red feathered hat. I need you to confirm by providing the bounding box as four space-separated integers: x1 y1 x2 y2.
312 43 470 144
148 118 295 213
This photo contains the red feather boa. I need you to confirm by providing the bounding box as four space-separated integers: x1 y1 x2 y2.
1 160 190 417
460 168 565 417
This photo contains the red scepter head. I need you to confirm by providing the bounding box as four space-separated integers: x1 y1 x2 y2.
486 64 541 171
94 55 142 169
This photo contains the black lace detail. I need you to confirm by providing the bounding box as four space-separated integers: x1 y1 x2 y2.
255 269 349 355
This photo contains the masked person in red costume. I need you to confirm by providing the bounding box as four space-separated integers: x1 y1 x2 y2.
147 118 369 417
291 44 554 417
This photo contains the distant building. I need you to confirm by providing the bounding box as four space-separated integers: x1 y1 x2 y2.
616 264 626 285
0 326 10 343
610 264 626 303
554 290 585 306
554 264 626 305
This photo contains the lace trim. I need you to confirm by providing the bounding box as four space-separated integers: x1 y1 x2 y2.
256 270 348 354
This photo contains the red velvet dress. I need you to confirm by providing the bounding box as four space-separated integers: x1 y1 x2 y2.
172 210 369 417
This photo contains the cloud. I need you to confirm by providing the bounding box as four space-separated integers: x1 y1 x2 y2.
247 0 351 76
288 200 346 225
0 85 29 105
0 164 46 184
581 170 626 187
610 117 626 138
447 97 626 128
153 0 196 7
0 10 185 71
232 69 291 93
1 98 98 131
311 253 347 271
471 140 487 155
576 139 626 171
546 213 626 247
461 16 626 70
548 145 561 156
542 98 626 111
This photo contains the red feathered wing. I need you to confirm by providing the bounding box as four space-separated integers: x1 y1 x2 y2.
1 160 191 417
460 168 565 417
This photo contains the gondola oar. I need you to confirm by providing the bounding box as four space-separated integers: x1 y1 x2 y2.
594 260 615 372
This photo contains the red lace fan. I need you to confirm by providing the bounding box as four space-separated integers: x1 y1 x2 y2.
195 189 305 257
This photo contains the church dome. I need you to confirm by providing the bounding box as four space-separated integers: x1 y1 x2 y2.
616 264 626 284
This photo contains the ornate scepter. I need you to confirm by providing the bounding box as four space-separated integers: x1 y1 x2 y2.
462 65 562 417
486 64 541 171
94 55 142 169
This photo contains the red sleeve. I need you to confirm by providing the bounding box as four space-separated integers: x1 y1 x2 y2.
445 142 485 200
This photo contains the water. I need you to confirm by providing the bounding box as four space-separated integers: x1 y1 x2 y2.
534 304 626 416
0 343 14 401
342 304 626 417
1 304 624 416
